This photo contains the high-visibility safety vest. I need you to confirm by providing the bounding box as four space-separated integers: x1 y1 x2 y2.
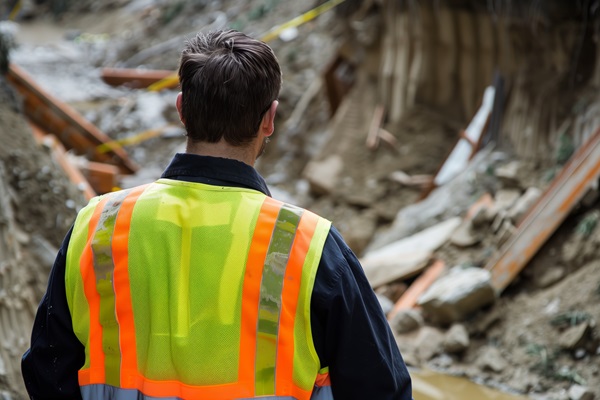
65 179 334 400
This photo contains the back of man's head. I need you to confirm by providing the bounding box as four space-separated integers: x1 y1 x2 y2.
178 30 282 146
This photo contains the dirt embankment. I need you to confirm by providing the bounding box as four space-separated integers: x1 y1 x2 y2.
2 1 600 399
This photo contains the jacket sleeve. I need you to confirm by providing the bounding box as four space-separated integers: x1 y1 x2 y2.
310 226 413 400
21 227 84 400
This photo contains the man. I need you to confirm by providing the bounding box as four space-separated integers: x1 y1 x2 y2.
22 30 412 399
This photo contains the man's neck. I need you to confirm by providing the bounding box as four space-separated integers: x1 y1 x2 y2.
185 139 257 167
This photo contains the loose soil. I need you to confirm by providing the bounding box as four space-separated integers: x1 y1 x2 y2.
3 1 600 399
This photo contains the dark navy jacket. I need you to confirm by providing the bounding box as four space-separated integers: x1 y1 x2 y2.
21 153 413 400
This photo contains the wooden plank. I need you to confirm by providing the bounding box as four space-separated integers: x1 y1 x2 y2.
80 161 120 195
486 127 600 292
101 68 174 89
6 63 138 174
421 86 495 199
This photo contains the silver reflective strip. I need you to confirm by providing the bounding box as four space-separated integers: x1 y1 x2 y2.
81 384 302 400
91 190 130 284
310 385 334 400
255 204 303 395
81 384 180 400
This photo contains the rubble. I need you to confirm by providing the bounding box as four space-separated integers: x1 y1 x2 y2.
442 324 470 354
558 322 591 351
568 385 595 400
417 266 496 325
361 217 460 288
390 309 424 334
3 0 600 398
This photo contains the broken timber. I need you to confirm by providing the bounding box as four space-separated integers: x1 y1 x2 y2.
101 68 174 89
486 127 600 292
7 63 138 174
420 86 495 199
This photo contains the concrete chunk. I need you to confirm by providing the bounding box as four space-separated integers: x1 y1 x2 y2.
568 384 595 400
443 323 470 353
361 217 461 287
303 155 343 195
417 266 496 324
507 187 542 224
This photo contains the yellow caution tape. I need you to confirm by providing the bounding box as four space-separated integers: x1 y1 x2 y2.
147 0 346 92
97 126 172 154
259 0 346 42
8 0 22 21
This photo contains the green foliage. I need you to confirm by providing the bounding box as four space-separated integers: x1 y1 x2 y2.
556 133 575 165
550 311 591 328
526 344 586 384
575 210 600 238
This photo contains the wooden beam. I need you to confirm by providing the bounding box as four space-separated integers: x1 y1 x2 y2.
101 68 174 89
486 126 600 292
7 63 139 174
80 161 120 195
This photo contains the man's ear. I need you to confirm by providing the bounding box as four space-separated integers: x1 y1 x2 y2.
261 100 278 137
176 92 185 125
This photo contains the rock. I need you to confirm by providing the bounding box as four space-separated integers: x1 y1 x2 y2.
471 204 497 229
495 161 522 188
510 366 539 393
568 384 595 400
450 220 481 247
415 326 445 361
477 346 508 372
496 219 516 247
375 293 394 316
469 307 502 335
443 323 470 353
534 265 566 288
361 217 461 288
391 308 424 334
417 266 496 324
507 187 542 224
303 155 344 195
494 189 521 212
559 322 590 350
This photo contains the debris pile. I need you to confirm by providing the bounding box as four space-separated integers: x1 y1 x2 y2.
1 0 600 399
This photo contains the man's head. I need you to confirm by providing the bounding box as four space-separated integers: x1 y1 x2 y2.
177 30 282 148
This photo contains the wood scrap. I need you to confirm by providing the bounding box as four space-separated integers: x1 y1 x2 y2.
387 259 446 321
101 68 174 89
7 63 138 174
486 127 600 292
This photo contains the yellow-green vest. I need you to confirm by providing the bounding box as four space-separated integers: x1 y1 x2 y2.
65 179 333 399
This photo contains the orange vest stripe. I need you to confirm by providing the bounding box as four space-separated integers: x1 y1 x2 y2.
315 372 331 387
276 210 319 398
239 196 283 389
79 195 110 385
113 185 148 387
256 203 304 396
132 374 252 398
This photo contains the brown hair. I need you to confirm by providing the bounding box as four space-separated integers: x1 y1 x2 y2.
178 30 282 146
